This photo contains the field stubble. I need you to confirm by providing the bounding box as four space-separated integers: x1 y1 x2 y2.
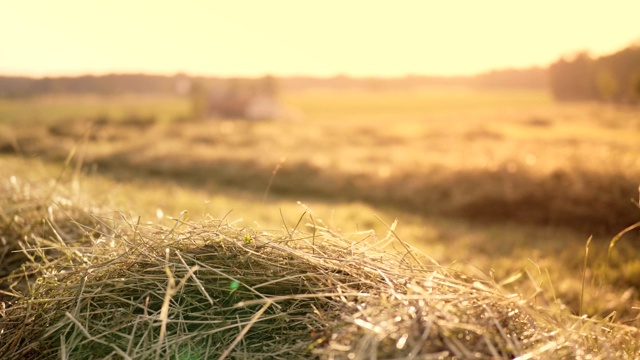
1 89 640 323
1 165 639 359
2 90 639 233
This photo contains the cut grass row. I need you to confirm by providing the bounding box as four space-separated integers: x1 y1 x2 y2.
2 90 638 237
2 123 637 235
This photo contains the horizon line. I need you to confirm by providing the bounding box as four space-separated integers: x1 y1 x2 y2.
0 66 548 80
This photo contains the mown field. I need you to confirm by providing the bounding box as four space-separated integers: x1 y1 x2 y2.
1 87 639 329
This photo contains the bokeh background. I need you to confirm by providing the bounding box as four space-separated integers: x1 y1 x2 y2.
1 0 639 322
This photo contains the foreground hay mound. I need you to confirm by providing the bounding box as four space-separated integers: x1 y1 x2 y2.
0 177 638 359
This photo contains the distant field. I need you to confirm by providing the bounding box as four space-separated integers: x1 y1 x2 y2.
0 93 188 126
2 89 638 230
1 88 639 322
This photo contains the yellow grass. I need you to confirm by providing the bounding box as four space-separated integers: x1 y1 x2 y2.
0 94 188 126
1 167 639 359
1 87 639 326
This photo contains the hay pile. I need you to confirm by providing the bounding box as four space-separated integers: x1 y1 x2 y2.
0 175 638 359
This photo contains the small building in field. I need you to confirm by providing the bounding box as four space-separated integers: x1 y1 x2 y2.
190 76 283 121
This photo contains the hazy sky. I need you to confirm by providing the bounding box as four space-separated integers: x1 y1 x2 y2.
2 1 639 77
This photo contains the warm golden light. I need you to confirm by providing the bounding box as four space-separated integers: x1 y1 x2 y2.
1 1 639 77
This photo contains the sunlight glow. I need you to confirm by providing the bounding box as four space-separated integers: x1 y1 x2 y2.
1 1 639 77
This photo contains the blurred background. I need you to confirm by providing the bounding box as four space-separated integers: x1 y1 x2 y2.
1 1 639 321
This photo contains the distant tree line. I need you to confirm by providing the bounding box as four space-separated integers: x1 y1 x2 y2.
0 74 195 97
473 67 548 89
549 45 640 103
281 75 473 91
1 43 639 105
0 73 546 98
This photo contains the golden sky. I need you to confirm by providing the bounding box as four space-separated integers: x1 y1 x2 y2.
2 1 639 77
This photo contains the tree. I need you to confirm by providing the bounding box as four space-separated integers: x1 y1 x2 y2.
595 67 618 102
258 75 279 97
549 52 597 101
550 45 640 104
189 80 208 120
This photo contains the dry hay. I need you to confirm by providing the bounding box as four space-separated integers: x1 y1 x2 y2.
0 174 103 295
0 176 638 359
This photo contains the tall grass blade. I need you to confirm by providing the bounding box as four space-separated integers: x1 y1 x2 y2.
580 236 592 316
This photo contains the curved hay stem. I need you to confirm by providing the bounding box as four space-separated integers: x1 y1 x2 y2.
219 300 272 360
605 221 640 282
64 312 132 359
374 215 431 270
156 252 200 360
579 236 592 316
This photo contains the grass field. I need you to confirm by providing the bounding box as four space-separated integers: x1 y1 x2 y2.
1 88 640 356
